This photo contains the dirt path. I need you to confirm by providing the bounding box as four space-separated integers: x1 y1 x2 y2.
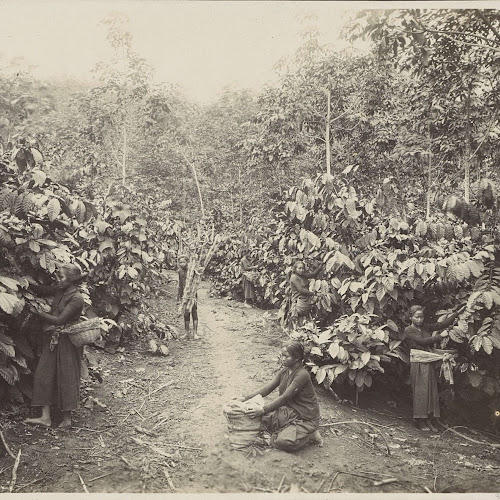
1 274 499 493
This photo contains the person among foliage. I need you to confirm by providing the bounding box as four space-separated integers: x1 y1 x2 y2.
240 248 258 308
404 304 464 432
177 254 198 340
289 260 322 327
24 264 86 429
237 340 323 452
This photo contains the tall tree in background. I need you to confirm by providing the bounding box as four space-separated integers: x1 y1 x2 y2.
79 13 154 187
348 8 500 214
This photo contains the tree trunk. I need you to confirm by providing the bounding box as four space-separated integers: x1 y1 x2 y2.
178 143 205 219
190 160 205 219
326 88 331 175
426 125 432 219
238 167 243 224
122 125 127 186
464 85 472 203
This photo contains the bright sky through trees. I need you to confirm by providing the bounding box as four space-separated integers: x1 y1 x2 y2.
0 1 359 103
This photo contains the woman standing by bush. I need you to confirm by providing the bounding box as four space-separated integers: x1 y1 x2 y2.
24 264 85 429
240 248 258 308
404 304 464 432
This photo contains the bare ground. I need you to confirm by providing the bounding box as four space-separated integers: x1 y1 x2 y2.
0 272 499 494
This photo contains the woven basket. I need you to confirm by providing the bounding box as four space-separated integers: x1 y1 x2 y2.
60 318 103 348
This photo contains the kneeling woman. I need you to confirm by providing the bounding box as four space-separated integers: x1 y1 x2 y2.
239 341 323 452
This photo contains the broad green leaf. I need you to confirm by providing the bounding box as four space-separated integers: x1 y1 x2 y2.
0 276 19 291
33 169 47 187
328 342 340 359
47 198 61 221
360 351 371 366
482 336 493 355
0 292 24 315
316 367 326 384
310 346 322 356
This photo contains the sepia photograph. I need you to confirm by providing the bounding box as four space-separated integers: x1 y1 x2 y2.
0 0 499 495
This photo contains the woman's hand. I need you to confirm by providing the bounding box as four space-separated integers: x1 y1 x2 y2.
440 331 449 338
28 305 39 315
246 406 264 419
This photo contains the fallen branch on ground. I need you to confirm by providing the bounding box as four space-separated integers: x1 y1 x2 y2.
373 478 398 486
329 469 388 490
163 467 176 491
73 427 101 433
150 381 174 396
8 449 21 493
131 437 173 458
444 426 500 449
76 472 90 493
88 471 114 483
0 430 16 459
163 443 202 451
319 420 391 455
277 474 286 493
120 455 135 469
315 478 326 493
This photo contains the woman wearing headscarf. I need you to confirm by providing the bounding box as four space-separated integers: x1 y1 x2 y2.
24 264 85 429
237 341 323 452
404 304 464 432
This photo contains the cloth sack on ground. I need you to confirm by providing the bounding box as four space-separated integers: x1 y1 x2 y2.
410 348 458 384
222 395 264 449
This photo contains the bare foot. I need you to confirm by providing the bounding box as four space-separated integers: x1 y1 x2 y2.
309 430 324 447
24 417 51 428
58 419 72 429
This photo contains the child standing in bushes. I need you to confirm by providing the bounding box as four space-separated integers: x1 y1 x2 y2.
289 260 322 328
177 254 199 340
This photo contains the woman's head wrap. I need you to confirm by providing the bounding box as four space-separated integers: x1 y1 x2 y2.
60 264 85 283
409 305 424 316
283 340 305 361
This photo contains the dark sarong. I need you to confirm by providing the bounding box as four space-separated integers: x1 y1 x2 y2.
31 334 83 411
242 276 256 301
262 405 319 452
410 362 440 418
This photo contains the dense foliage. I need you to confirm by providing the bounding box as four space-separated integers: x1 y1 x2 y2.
0 141 179 399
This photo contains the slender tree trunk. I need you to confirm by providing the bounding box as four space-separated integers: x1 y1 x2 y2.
122 125 127 186
464 86 472 203
426 124 432 219
190 160 205 219
326 88 331 175
178 143 205 218
238 167 243 224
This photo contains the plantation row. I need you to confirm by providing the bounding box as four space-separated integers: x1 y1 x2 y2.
1 139 499 425
207 173 500 410
0 143 180 397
